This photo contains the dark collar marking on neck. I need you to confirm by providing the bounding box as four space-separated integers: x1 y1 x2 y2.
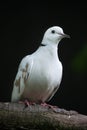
40 43 46 47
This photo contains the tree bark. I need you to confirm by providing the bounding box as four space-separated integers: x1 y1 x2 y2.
0 102 87 130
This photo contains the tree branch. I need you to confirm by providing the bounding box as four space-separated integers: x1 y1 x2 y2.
0 102 87 130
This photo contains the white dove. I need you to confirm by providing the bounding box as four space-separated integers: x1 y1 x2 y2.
11 26 70 106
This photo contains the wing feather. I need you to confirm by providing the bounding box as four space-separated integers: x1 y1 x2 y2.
11 56 33 102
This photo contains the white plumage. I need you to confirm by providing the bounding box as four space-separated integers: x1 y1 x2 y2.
11 26 70 103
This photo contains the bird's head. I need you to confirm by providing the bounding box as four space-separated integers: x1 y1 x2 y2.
41 26 70 46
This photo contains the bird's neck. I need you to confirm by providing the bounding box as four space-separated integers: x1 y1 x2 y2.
41 38 59 52
40 43 47 47
41 38 59 46
38 41 59 60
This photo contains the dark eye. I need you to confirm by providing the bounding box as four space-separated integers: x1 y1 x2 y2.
51 30 55 34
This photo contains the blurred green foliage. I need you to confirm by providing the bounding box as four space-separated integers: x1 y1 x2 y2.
71 44 87 73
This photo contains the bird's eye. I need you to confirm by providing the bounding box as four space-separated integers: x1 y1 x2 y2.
51 30 55 34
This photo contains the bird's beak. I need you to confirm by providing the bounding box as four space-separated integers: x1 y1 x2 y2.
57 32 70 39
62 33 70 38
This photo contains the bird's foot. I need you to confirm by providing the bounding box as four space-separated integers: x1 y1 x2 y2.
24 99 36 108
19 100 36 110
41 102 59 112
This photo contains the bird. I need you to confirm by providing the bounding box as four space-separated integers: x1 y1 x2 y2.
11 26 70 107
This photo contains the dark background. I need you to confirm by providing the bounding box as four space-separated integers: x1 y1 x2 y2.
0 2 87 115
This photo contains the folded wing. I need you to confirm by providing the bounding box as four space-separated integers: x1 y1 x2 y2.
11 56 33 102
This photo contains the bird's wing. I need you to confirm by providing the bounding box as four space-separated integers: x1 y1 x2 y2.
11 55 33 102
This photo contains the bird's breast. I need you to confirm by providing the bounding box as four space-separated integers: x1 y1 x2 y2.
29 58 62 87
23 54 63 102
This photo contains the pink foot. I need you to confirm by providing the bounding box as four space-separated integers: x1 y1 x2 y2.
24 100 36 107
24 99 30 107
41 102 59 112
19 100 36 109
